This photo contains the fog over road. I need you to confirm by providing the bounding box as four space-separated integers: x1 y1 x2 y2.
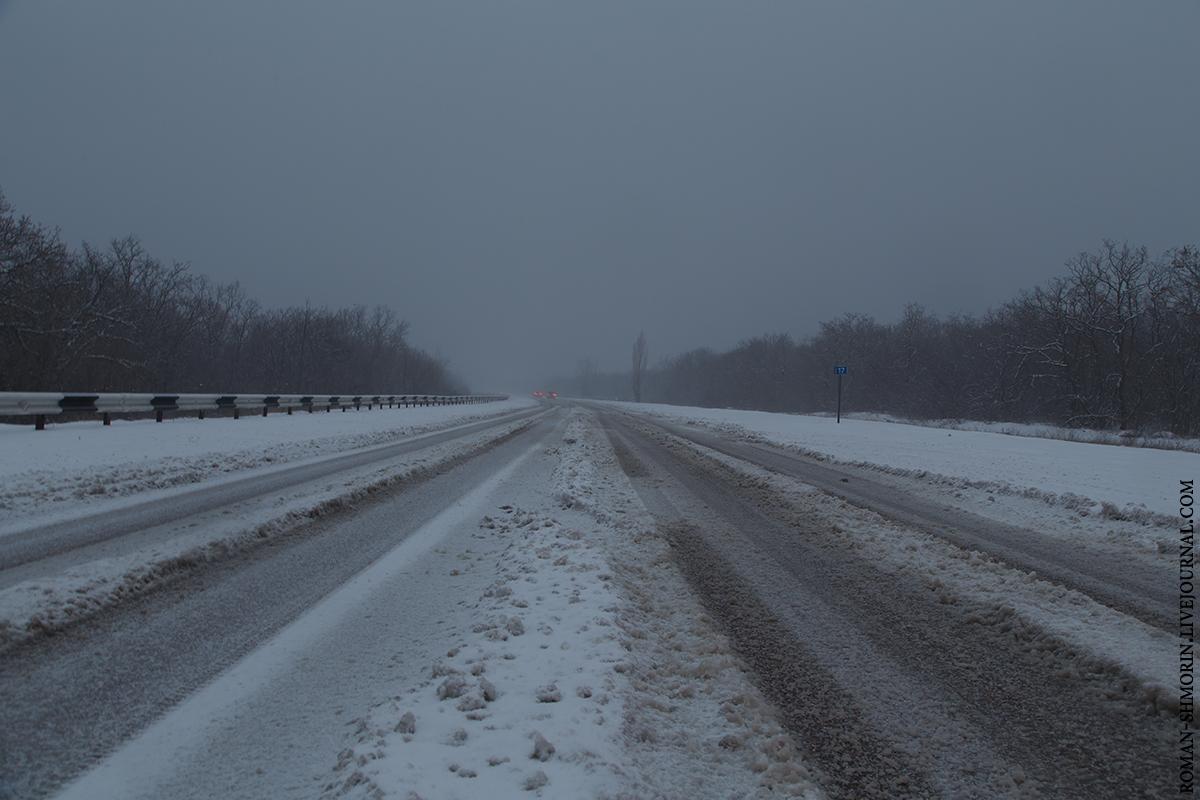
0 401 1179 799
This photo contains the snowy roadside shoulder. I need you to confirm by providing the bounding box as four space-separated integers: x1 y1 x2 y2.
615 404 1178 557
654 430 1177 715
324 410 823 800
0 398 535 531
0 419 534 651
809 410 1200 453
602 401 1191 526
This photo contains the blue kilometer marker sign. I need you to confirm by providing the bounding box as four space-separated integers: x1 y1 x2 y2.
834 365 848 375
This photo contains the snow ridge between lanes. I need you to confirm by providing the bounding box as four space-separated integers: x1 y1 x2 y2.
325 409 824 799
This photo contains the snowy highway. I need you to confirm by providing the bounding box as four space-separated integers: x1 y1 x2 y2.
617 411 1173 631
0 406 545 589
597 408 1174 798
0 401 1184 798
4 5 1194 797
2 411 559 799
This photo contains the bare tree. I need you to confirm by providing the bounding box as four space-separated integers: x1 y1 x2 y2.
631 331 648 402
0 191 467 396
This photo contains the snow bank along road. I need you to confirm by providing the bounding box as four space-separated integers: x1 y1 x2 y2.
0 399 1182 798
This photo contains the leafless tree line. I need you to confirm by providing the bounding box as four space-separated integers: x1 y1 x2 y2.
565 241 1200 436
0 193 464 395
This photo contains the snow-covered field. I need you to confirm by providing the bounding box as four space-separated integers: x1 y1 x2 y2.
0 397 535 532
600 401 1195 520
812 410 1200 452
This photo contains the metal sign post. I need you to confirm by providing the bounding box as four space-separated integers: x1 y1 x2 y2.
834 365 847 423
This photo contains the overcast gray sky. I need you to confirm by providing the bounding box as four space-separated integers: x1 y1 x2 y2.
1 1 1196 391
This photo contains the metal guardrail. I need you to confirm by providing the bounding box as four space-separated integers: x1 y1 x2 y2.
0 392 509 430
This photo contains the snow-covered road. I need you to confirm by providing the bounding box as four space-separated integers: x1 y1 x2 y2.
0 400 1187 798
2 406 820 799
0 405 545 647
624 413 1172 631
598 408 1177 798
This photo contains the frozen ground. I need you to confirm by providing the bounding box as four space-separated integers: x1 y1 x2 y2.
598 401 1195 519
0 397 535 530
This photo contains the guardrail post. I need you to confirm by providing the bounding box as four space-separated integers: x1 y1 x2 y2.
155 409 164 423
234 407 240 420
198 410 205 420
35 414 46 431
287 406 293 415
262 406 268 418
103 412 111 426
